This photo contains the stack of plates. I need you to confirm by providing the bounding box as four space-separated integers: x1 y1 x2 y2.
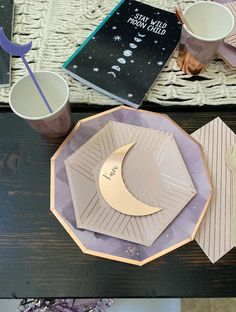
51 106 213 266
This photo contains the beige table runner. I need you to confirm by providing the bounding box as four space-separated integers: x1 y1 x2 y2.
1 0 236 106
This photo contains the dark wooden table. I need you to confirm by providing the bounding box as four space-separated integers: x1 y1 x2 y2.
1 103 236 299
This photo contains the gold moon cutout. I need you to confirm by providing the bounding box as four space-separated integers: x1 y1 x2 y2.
98 143 162 216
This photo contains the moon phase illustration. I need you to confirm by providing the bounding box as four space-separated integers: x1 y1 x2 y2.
0 27 32 56
138 32 146 37
105 30 146 82
107 71 116 78
123 50 132 57
99 143 162 216
117 58 126 64
134 37 142 42
111 65 120 71
129 43 137 49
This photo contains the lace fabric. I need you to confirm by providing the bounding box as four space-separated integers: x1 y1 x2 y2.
1 0 235 106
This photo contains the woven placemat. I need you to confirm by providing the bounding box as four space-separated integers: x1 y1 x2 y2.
1 0 236 106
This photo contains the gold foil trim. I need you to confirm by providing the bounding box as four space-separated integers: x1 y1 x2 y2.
98 143 162 216
50 106 213 265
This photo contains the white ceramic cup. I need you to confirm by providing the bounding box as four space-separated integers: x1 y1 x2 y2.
177 1 235 74
9 71 72 137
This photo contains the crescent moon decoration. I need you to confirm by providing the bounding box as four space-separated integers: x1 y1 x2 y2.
0 27 53 113
137 32 146 37
99 143 162 216
0 27 32 56
107 71 116 78
134 37 142 42
123 50 132 57
111 65 120 72
117 58 126 64
129 43 137 49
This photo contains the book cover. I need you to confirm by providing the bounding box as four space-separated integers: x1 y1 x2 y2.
63 0 181 108
0 0 14 87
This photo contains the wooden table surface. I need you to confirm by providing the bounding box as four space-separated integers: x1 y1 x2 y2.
1 103 236 298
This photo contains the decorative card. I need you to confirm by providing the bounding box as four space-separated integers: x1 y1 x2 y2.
63 0 181 108
0 0 14 87
192 117 236 263
65 121 196 246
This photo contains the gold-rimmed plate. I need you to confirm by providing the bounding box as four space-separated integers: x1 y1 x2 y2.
51 106 213 266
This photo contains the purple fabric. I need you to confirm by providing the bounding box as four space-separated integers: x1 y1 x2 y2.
20 299 113 312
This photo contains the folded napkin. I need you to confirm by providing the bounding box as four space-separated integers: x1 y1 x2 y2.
192 118 236 263
224 2 236 48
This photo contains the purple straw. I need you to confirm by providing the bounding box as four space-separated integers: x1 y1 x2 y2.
0 27 53 113
21 56 53 113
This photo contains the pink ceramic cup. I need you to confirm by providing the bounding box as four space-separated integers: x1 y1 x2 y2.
177 1 234 75
9 71 72 138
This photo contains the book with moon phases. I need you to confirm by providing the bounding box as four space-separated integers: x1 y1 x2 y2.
63 0 181 108
65 121 196 246
0 0 14 87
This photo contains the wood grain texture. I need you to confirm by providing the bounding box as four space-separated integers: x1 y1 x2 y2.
1 105 236 298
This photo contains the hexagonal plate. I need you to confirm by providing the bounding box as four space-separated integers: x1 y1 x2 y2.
65 121 196 246
51 106 213 266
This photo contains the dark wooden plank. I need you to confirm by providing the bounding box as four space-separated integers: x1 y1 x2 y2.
1 107 236 298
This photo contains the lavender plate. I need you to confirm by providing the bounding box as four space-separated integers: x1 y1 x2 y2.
51 106 213 266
